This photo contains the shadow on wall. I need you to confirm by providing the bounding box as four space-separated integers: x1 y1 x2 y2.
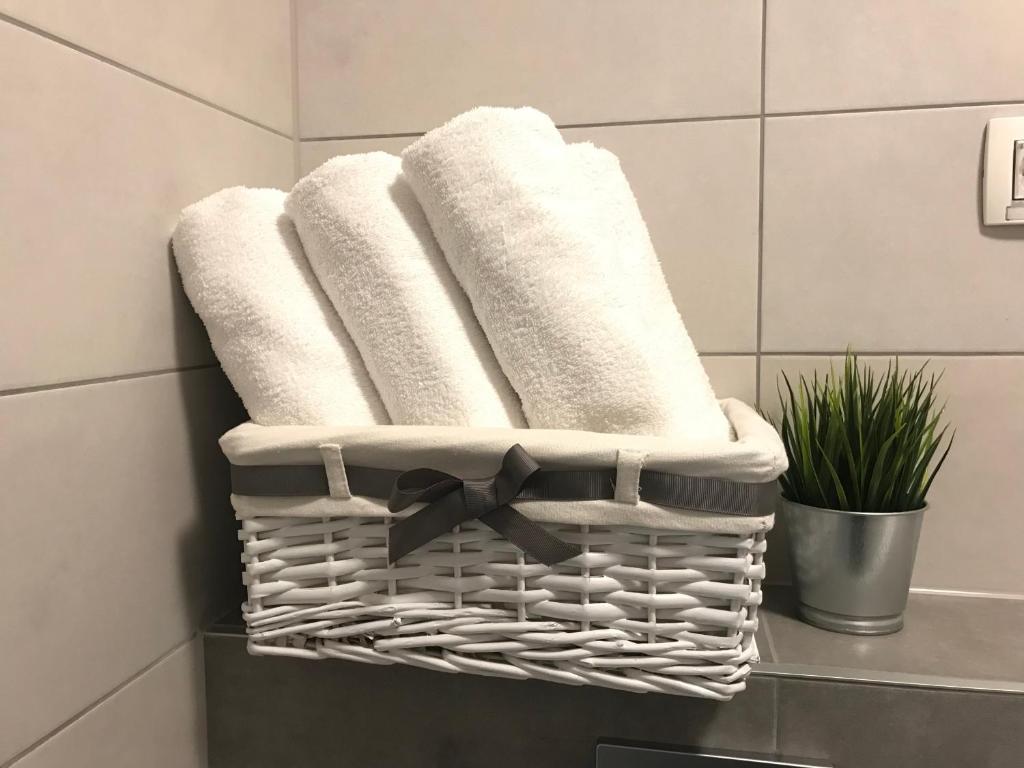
764 511 793 587
204 638 770 767
758 386 793 587
169 241 249 627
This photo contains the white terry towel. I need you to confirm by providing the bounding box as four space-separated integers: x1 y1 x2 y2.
286 152 525 427
401 107 731 441
172 187 388 427
565 141 731 441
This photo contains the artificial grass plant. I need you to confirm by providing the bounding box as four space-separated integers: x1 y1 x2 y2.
772 351 953 512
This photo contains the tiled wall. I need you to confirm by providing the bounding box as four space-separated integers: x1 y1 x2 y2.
2 4 1021 762
294 0 1024 596
0 3 293 765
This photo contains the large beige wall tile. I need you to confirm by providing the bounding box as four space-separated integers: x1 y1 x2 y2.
703 356 757 404
0 0 293 133
0 23 293 390
760 355 1024 594
762 106 1024 354
298 120 760 352
765 0 1024 113
296 0 762 138
10 639 206 768
564 121 760 352
0 368 244 761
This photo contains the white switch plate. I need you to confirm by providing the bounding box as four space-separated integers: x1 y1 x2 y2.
983 116 1024 225
1013 139 1024 201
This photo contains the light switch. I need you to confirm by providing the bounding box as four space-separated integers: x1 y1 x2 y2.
983 116 1024 225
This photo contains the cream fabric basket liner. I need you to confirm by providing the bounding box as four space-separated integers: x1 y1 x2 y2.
222 398 786 533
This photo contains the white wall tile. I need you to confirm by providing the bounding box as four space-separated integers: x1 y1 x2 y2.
564 121 760 352
0 369 243 762
296 0 762 138
762 105 1024 353
0 0 293 133
10 640 206 768
703 356 757 404
760 355 1024 594
0 22 294 390
765 0 1024 113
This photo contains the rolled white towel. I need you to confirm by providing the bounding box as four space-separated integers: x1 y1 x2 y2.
565 141 731 442
286 152 525 427
401 107 731 441
172 187 388 426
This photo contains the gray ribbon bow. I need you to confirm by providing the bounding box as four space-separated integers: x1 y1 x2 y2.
387 444 582 565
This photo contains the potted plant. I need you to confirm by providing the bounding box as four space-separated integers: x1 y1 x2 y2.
772 352 953 635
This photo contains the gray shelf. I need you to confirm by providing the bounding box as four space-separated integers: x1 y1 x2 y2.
754 586 1024 694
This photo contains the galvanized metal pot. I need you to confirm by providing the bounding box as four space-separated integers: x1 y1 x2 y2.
781 499 925 635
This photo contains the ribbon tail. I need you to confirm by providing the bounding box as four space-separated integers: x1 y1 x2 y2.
480 505 582 566
388 490 477 564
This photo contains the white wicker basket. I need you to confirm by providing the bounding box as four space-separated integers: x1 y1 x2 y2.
223 399 785 700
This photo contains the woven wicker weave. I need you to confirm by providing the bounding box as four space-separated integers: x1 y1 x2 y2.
241 515 767 700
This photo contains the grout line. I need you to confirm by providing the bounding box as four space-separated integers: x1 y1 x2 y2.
754 663 1024 697
765 582 1024 601
770 677 780 754
909 587 1024 601
767 97 1024 120
289 0 301 180
697 351 758 358
302 130 426 143
557 114 761 130
297 100 1024 144
754 0 768 409
760 351 1024 358
204 629 249 639
299 114 764 142
2 634 198 768
0 363 219 399
0 12 291 140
